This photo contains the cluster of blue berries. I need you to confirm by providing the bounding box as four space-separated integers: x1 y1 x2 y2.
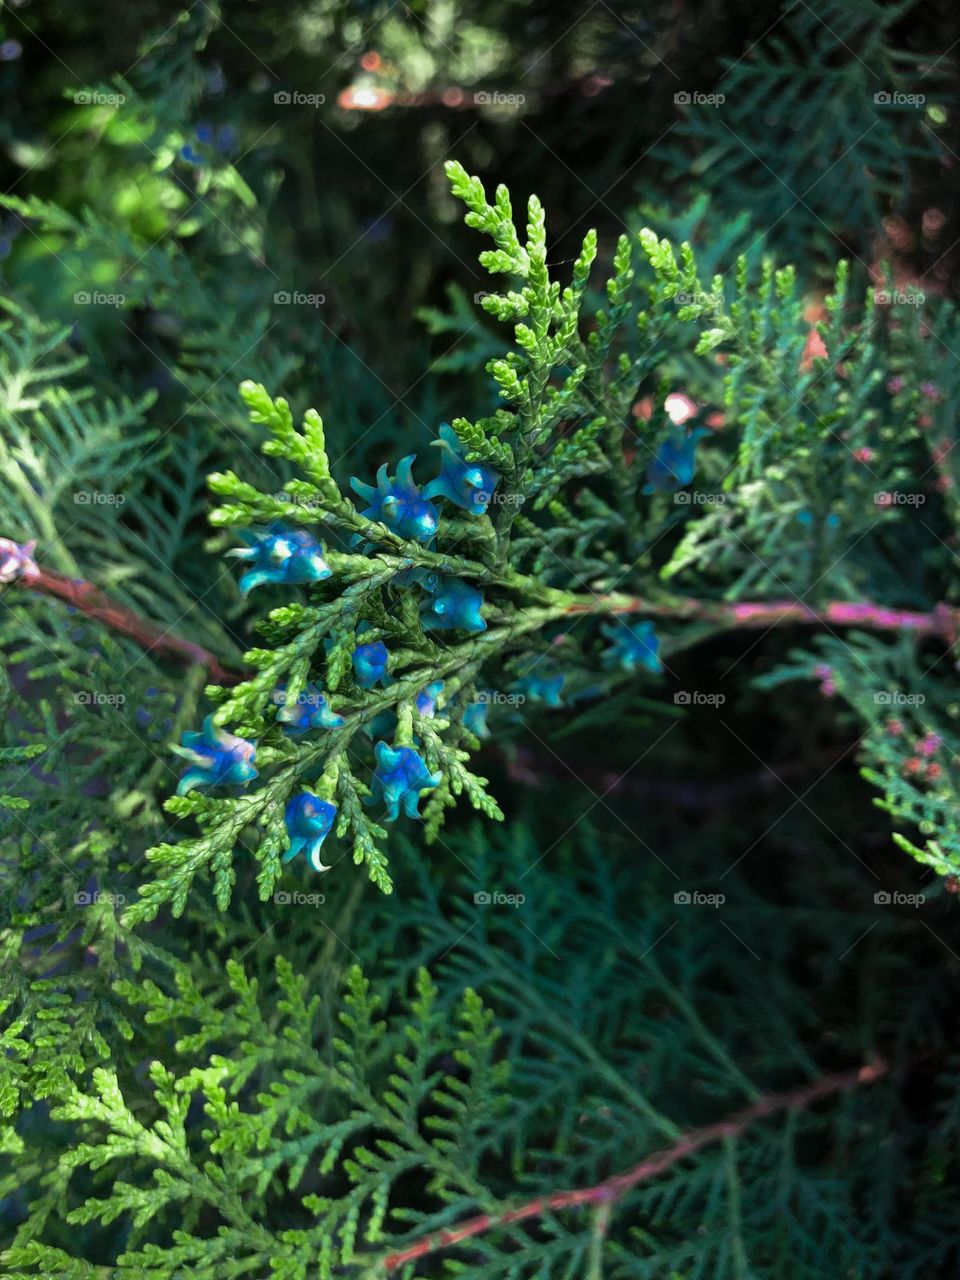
227 427 495 632
350 423 499 536
173 710 442 869
179 427 678 874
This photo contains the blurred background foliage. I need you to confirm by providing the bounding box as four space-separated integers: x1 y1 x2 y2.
1 0 956 458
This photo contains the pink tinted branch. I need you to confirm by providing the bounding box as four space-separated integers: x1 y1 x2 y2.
6 544 955 689
566 595 959 644
16 562 243 685
382 1059 888 1273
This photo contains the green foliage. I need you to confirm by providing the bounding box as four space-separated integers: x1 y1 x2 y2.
2 5 960 1277
3 825 960 1278
6 959 507 1278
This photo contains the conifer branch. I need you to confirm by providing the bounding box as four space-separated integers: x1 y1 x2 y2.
9 553 955 689
381 1059 889 1273
8 158 960 905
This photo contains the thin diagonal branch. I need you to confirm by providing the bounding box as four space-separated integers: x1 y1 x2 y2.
10 561 242 685
566 594 960 644
382 1059 888 1272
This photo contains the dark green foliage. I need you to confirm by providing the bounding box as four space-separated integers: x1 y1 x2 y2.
658 0 953 272
2 2 960 1277
4 823 960 1278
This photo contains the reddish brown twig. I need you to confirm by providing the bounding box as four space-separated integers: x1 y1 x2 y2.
7 545 957 690
382 1059 888 1272
15 563 243 685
